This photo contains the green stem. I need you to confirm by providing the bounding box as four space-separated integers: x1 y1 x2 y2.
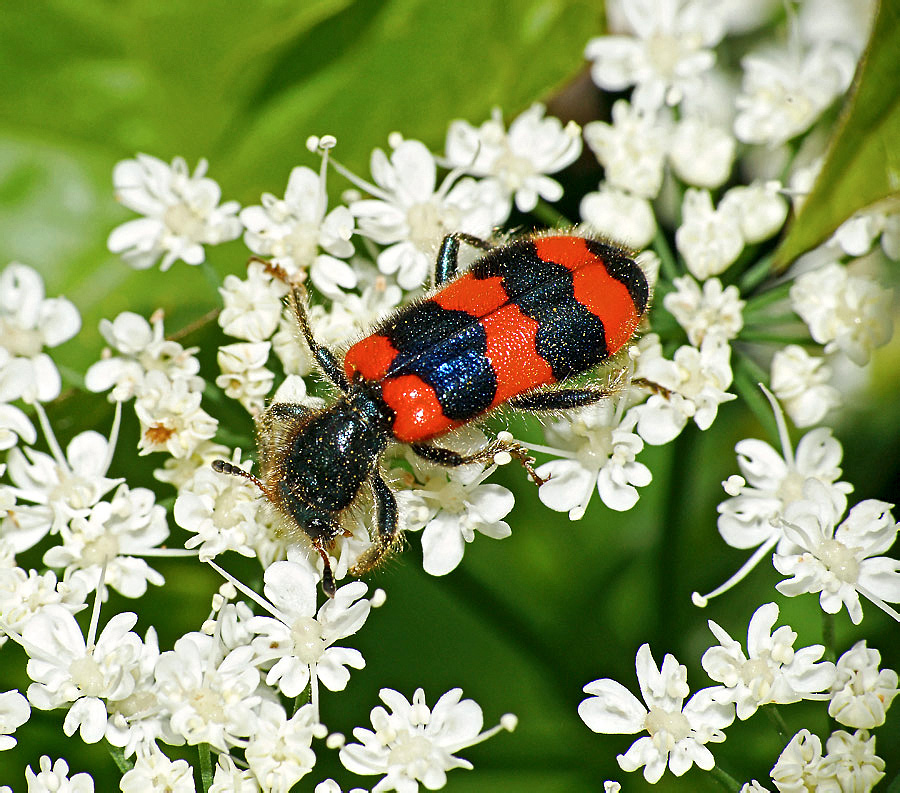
822 611 836 663
738 251 777 293
198 742 213 792
732 356 777 444
652 228 679 282
709 764 742 792
200 258 222 294
108 744 132 775
531 199 572 228
742 281 793 314
736 331 818 345
742 312 806 327
293 684 311 714
765 704 791 743
654 427 693 643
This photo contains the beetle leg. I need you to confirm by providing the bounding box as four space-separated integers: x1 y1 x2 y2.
507 386 618 412
411 438 545 486
287 287 351 393
434 232 495 286
311 537 337 598
350 472 401 577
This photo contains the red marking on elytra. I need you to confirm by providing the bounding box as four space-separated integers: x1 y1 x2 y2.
381 374 458 442
481 303 555 408
431 273 508 317
344 334 398 381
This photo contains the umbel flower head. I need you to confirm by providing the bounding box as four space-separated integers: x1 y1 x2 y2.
339 687 516 792
579 644 734 783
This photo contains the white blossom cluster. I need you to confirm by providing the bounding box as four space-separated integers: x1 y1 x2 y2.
1 0 898 789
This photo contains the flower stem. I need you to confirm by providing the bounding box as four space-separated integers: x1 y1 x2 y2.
741 280 793 315
822 611 836 663
652 227 679 281
107 745 132 774
735 331 818 345
709 764 742 792
531 199 571 228
765 704 791 742
200 258 222 293
738 251 776 293
198 742 213 792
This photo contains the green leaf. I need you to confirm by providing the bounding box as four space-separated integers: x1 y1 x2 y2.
774 0 900 268
0 0 600 372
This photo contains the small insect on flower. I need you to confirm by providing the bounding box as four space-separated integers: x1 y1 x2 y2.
214 232 649 595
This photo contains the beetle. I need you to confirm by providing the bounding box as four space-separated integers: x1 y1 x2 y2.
213 232 649 595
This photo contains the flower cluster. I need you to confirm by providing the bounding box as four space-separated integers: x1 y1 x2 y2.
1 0 898 789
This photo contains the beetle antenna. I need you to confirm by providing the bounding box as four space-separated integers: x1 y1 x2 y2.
212 459 278 502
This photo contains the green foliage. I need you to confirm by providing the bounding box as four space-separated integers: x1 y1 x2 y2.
774 0 900 268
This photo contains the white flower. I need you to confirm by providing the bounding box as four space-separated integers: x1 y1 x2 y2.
0 566 88 644
120 745 196 793
0 397 36 452
85 310 202 402
630 333 736 445
350 137 507 290
579 644 734 783
444 103 582 212
0 689 30 750
819 729 886 791
734 42 857 146
675 188 744 278
695 386 852 606
218 261 289 342
25 756 94 793
740 782 771 793
535 400 651 519
240 163 357 298
215 341 274 414
774 479 900 624
42 485 168 599
790 261 893 366
107 154 242 271
245 701 318 793
829 640 899 729
399 458 515 576
668 117 735 188
770 729 826 792
340 687 514 792
174 450 265 561
104 625 181 757
3 416 123 552
580 185 657 249
209 754 260 793
663 275 745 346
822 207 900 262
583 100 668 199
23 606 144 743
719 181 789 244
798 0 874 55
247 561 371 713
770 345 841 428
0 262 80 403
701 602 836 720
154 631 262 751
585 0 725 111
135 371 218 457
151 438 232 491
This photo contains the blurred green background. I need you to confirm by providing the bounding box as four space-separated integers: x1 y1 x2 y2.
1 1 899 790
